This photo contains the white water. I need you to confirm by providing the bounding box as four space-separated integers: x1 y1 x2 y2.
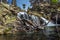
17 12 55 27
40 17 55 26
31 15 40 27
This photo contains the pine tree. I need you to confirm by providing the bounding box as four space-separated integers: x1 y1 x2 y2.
23 4 26 9
2 0 7 3
12 0 16 6
0 0 7 3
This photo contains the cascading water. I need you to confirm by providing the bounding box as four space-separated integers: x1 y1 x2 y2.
17 12 42 33
31 15 40 27
40 17 58 40
17 12 40 27
40 17 56 26
17 12 58 40
17 12 55 29
17 12 28 19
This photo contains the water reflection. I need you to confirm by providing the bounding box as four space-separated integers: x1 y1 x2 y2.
0 32 46 40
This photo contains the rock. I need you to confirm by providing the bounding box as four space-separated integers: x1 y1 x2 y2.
0 29 4 34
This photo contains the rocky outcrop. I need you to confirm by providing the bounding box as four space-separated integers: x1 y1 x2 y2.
0 2 21 34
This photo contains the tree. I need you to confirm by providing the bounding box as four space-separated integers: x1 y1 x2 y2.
29 0 43 12
0 0 7 3
51 0 58 4
12 0 16 6
51 0 58 3
22 4 26 10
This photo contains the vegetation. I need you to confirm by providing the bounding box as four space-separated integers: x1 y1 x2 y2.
23 4 26 9
27 0 60 23
0 0 60 35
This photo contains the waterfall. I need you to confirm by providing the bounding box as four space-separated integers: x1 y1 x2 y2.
31 15 40 27
40 17 55 26
17 12 55 28
17 12 40 27
40 17 49 24
17 12 29 19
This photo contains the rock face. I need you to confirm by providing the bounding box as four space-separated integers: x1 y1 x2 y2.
0 2 44 34
0 2 21 34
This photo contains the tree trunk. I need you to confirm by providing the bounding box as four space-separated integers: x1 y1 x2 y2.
12 0 16 6
2 0 7 3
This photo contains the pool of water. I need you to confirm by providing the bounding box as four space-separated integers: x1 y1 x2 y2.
0 32 46 40
0 29 59 40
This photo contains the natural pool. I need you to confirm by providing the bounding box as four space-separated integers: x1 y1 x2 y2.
0 29 59 40
0 31 46 40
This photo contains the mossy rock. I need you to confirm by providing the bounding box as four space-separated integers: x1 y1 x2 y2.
4 27 12 34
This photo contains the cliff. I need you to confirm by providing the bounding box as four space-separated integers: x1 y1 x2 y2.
0 2 21 34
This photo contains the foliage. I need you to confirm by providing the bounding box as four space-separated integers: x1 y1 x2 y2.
51 0 58 4
23 4 26 9
28 0 60 22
